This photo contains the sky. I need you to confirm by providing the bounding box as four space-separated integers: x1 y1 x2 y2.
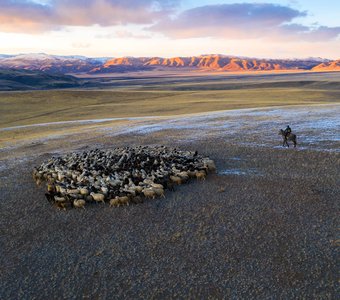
0 0 339 59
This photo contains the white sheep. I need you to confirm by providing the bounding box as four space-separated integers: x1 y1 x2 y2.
90 192 105 204
79 188 89 196
73 199 86 209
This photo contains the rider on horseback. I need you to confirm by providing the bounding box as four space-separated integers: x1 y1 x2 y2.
284 125 292 139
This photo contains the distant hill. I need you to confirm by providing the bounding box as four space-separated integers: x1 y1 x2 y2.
312 60 340 71
0 53 102 74
97 55 328 73
0 68 80 91
0 53 339 75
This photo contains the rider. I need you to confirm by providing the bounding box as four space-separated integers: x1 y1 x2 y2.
284 125 292 138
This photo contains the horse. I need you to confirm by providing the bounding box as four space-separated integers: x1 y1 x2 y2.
279 129 297 148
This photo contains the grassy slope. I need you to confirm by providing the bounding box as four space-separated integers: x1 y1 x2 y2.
0 69 79 91
0 72 339 129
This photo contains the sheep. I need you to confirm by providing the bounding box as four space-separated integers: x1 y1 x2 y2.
109 196 129 207
90 192 105 204
85 195 93 202
142 188 156 199
150 183 164 189
67 188 80 195
143 179 155 185
134 185 143 193
79 188 89 196
196 170 206 181
123 186 136 197
55 185 61 193
59 187 67 195
152 187 165 198
34 175 43 186
57 172 65 181
170 175 182 185
47 184 55 193
54 201 67 211
118 196 130 206
203 159 216 173
109 197 120 207
73 199 86 209
177 171 189 183
54 196 66 202
187 170 197 178
34 146 216 210
101 186 109 195
67 193 82 200
47 176 55 184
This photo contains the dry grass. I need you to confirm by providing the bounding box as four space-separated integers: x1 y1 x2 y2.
1 88 339 129
1 72 339 129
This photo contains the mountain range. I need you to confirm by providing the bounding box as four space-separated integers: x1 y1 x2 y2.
0 53 339 74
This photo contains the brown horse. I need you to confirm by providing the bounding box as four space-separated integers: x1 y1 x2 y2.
279 129 297 148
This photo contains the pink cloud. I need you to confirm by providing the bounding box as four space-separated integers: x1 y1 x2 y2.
0 0 178 32
149 3 340 42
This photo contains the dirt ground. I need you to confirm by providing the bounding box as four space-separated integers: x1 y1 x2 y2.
0 118 339 299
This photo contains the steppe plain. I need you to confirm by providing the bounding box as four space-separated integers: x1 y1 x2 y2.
0 71 339 299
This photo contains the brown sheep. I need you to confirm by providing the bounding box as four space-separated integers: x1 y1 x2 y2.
109 197 120 207
47 184 55 193
196 170 206 181
109 196 130 207
118 196 130 206
170 175 182 185
187 170 197 178
152 187 165 198
142 188 156 199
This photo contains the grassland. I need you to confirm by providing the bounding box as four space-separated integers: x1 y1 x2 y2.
0 69 80 91
0 72 339 299
1 72 339 129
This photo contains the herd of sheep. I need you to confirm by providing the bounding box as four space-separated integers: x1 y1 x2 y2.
32 145 216 210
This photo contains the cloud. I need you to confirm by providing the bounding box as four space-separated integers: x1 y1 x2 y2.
0 0 179 33
72 42 92 48
96 30 151 39
149 3 340 42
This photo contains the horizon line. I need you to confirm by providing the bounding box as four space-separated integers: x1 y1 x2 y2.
0 52 337 61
